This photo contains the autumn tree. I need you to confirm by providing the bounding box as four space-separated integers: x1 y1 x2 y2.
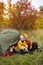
7 0 17 28
39 6 43 16
12 0 38 29
5 0 38 29
0 1 5 28
33 6 43 29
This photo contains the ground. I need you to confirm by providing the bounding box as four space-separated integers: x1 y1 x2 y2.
0 29 43 65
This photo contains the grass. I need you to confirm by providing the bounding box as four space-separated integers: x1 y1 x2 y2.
0 29 43 65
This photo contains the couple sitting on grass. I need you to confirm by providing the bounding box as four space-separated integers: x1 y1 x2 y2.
14 33 33 54
7 33 41 57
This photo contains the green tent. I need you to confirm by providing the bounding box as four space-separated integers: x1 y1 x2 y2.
0 29 20 54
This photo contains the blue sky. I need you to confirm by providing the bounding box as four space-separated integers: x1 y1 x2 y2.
0 0 43 10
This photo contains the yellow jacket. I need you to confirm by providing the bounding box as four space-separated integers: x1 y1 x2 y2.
14 40 28 50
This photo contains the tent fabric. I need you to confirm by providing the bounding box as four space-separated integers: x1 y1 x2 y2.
0 30 20 54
